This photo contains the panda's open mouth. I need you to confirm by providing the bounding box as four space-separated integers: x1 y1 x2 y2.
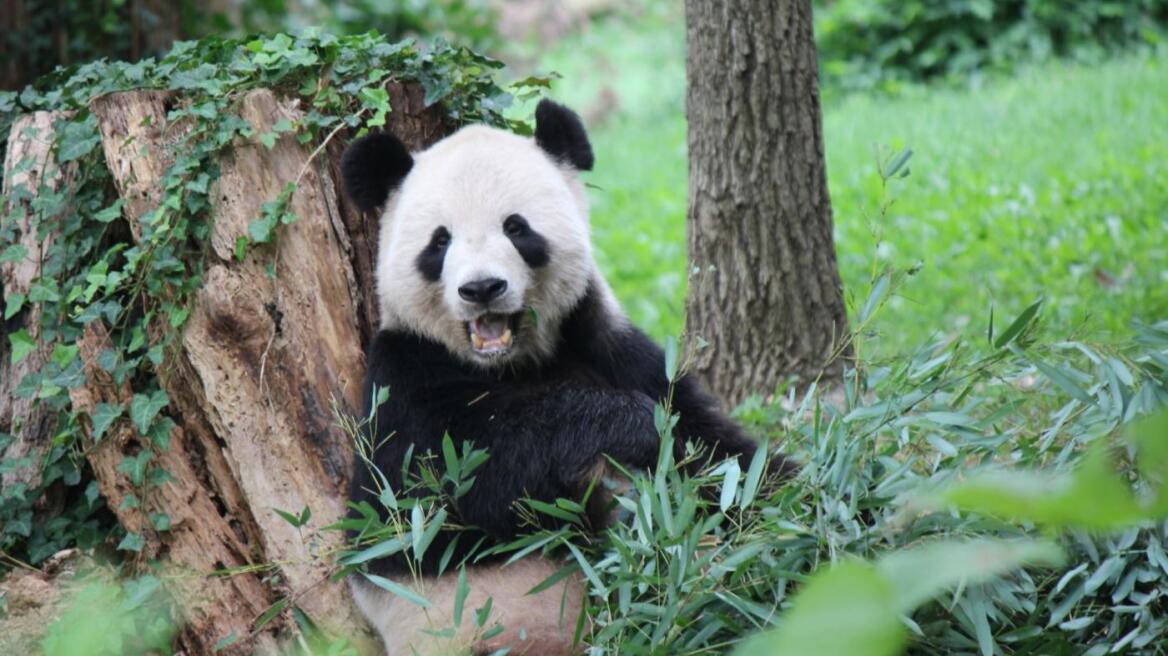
467 312 521 355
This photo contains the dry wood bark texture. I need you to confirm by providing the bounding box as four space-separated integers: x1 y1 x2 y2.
685 0 851 407
0 84 449 653
1 112 71 493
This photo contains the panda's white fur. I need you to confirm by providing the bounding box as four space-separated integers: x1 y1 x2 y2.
376 124 622 368
349 556 585 656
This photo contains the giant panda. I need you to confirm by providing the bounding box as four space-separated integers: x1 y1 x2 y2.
340 99 789 656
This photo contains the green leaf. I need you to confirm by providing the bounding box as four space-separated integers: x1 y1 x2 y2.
413 508 447 560
50 343 79 369
274 506 309 528
663 335 679 382
94 200 123 223
117 532 145 552
248 212 279 244
3 292 25 320
0 243 27 263
859 273 890 324
253 598 288 631
129 390 168 434
28 280 60 302
234 236 250 261
882 147 913 179
736 540 1060 656
442 433 461 483
453 567 469 627
342 537 404 565
740 440 769 509
212 632 239 653
1128 410 1168 512
90 402 123 442
877 540 1063 613
151 513 171 531
9 329 36 364
994 298 1043 349
719 459 741 513
117 451 151 486
363 573 432 608
937 446 1147 528
1030 358 1094 405
735 560 905 656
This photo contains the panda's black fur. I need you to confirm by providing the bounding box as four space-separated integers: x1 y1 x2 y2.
354 281 769 577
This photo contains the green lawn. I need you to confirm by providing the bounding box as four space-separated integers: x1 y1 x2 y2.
518 7 1168 354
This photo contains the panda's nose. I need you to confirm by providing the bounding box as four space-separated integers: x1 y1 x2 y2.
458 278 508 304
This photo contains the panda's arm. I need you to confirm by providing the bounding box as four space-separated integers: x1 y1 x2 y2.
445 383 660 537
562 287 773 470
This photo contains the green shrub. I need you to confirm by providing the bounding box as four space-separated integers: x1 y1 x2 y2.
815 0 1168 91
341 300 1168 654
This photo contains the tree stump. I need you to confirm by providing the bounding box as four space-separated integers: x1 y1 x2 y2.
3 83 450 653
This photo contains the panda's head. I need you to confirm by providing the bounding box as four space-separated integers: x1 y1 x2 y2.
341 100 600 367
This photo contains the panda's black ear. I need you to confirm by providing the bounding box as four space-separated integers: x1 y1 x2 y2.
534 99 594 171
340 133 414 212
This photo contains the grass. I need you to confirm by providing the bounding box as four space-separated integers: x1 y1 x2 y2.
516 6 1168 355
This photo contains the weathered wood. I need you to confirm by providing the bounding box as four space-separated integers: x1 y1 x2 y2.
685 0 851 406
327 82 451 343
77 85 450 653
70 322 280 656
1 111 70 492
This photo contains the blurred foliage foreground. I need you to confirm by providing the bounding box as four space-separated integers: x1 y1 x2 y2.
2 27 1167 656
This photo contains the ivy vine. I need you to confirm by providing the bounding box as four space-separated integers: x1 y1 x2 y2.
0 30 528 568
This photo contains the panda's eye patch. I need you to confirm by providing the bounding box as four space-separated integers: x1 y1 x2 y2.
503 214 529 237
430 227 451 249
502 214 549 269
415 226 451 282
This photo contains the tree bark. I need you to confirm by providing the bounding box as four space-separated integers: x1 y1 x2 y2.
0 84 451 653
684 0 850 407
1 111 71 493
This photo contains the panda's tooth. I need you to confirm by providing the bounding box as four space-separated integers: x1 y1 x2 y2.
471 333 485 350
500 328 512 346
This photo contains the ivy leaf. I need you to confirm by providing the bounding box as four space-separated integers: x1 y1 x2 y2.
248 211 279 244
359 87 391 127
94 200 124 223
130 390 169 434
50 343 79 369
90 402 123 442
4 293 26 320
8 329 36 364
84 480 101 507
117 531 145 552
0 243 28 263
151 513 171 531
117 451 152 486
28 280 61 302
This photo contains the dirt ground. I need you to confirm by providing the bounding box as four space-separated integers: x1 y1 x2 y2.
0 550 85 655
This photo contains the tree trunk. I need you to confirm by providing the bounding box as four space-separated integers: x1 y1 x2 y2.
684 0 850 407
1 84 449 653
